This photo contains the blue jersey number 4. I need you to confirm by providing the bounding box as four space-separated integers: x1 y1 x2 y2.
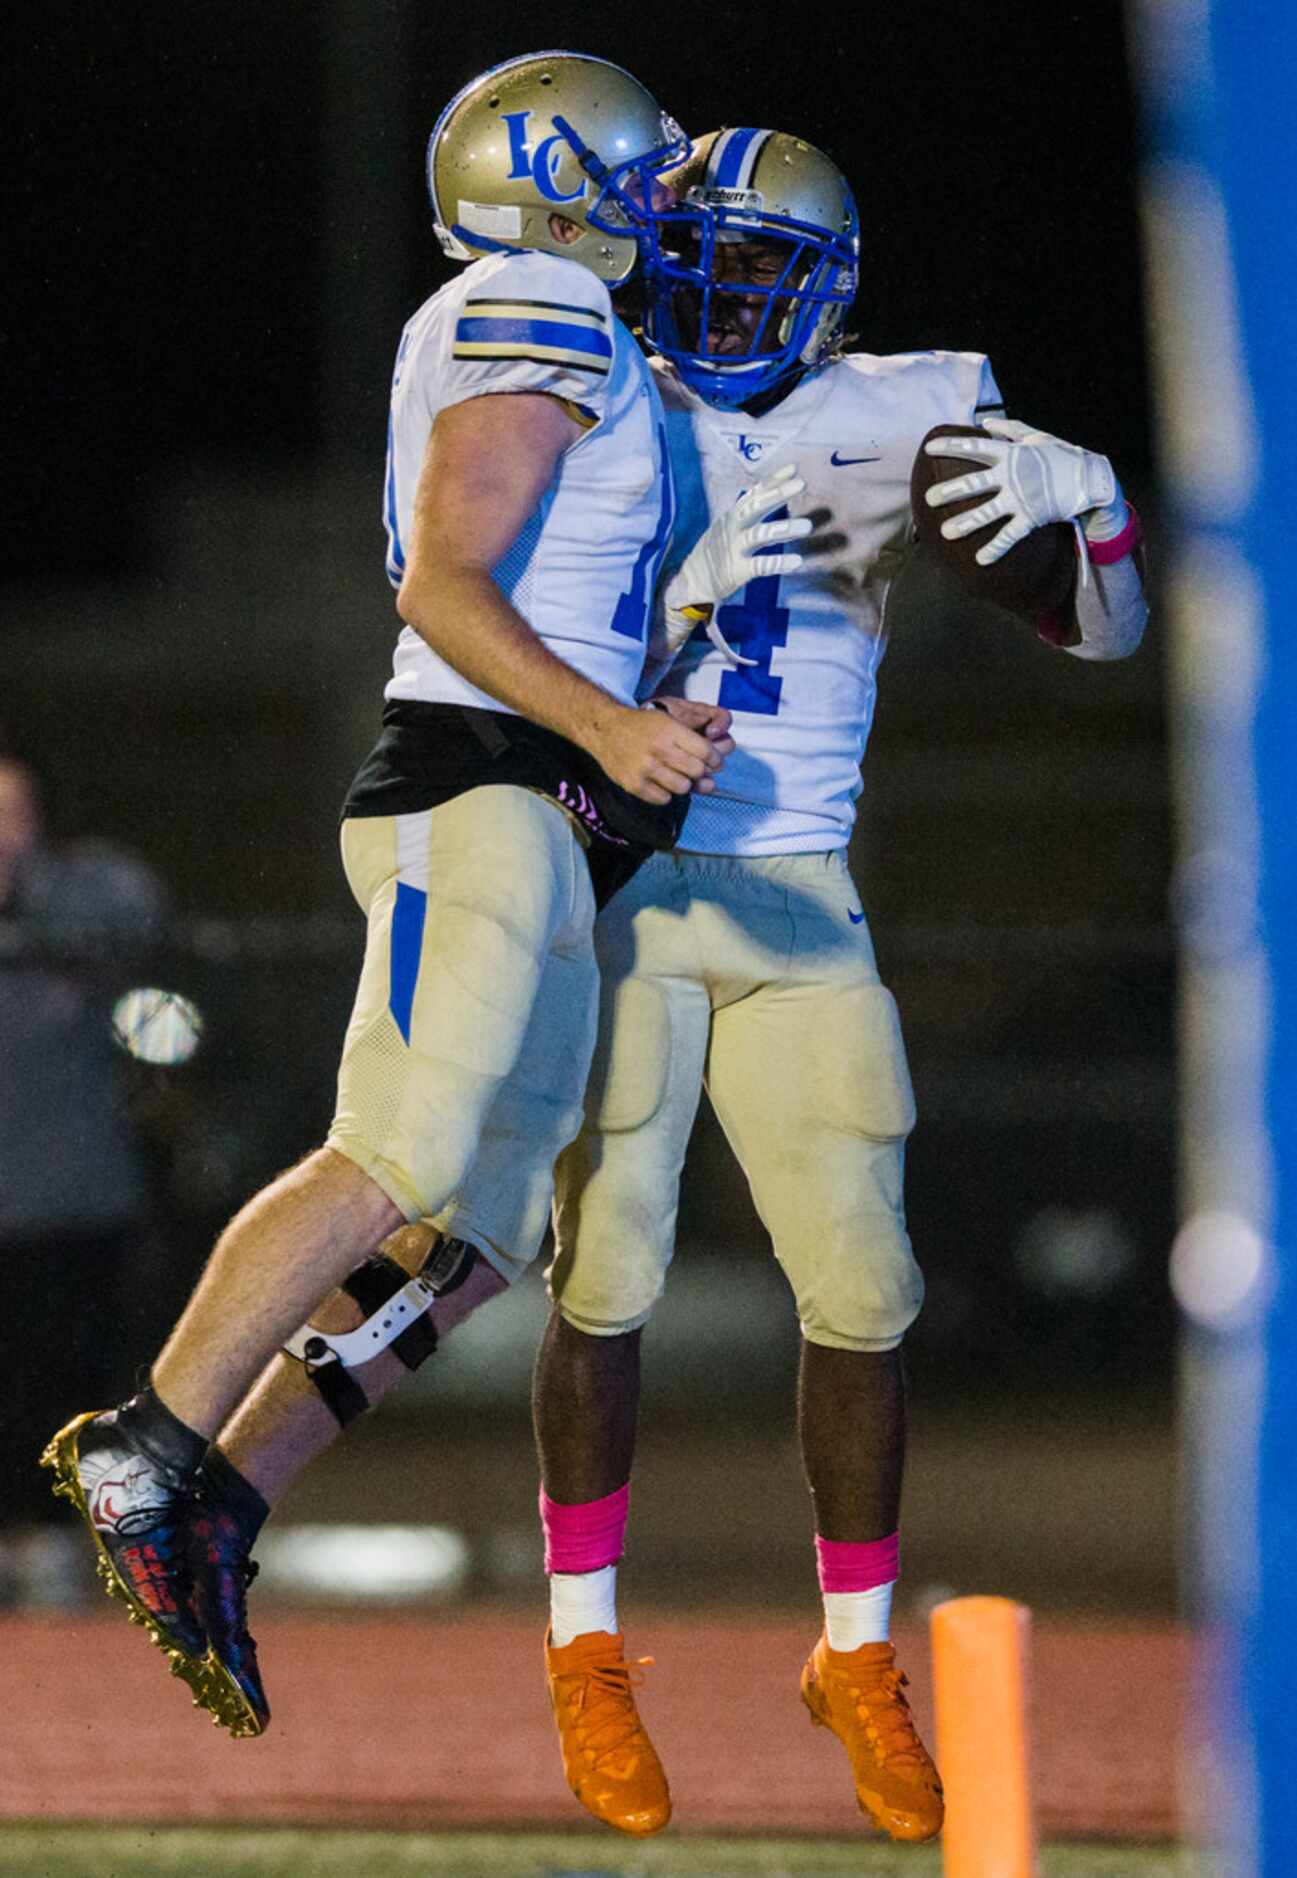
713 524 790 716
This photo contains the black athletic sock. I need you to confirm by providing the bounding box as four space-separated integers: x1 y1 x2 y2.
199 1446 270 1544
115 1384 208 1487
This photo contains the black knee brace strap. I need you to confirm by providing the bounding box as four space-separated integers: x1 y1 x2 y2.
284 1239 479 1429
342 1255 440 1369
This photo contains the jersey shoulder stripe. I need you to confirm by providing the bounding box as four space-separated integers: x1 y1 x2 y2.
453 314 613 373
463 296 609 326
450 348 611 376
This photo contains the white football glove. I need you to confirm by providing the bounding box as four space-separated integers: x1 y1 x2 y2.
651 463 812 668
923 417 1117 566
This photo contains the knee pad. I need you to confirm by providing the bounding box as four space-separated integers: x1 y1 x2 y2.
791 1235 925 1353
547 1221 670 1337
283 1237 477 1427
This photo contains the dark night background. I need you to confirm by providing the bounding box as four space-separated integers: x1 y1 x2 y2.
5 2 1175 1605
9 4 1153 577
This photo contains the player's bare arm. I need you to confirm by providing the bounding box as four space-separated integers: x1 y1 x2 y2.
397 394 724 804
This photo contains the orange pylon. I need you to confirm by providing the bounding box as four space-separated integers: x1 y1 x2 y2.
931 1595 1038 1877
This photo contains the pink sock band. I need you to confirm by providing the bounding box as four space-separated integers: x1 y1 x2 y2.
815 1531 900 1594
539 1482 630 1576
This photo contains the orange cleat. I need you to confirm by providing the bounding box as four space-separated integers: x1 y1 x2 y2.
800 1635 944 1843
545 1629 671 1837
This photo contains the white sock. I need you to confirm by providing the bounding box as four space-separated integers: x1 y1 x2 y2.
549 1564 618 1647
823 1580 894 1651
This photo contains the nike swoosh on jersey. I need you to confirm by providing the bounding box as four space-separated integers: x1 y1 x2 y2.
830 451 882 467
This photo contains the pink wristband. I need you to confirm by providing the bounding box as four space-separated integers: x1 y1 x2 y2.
1084 502 1141 566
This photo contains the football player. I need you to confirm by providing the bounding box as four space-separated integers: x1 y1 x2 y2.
408 130 1146 1842
508 130 1145 1843
38 52 769 1736
89 127 1146 1847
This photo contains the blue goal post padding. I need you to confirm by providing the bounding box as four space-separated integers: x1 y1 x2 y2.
1139 3 1297 1871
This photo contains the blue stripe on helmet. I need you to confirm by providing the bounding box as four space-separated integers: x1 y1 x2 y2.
711 127 762 189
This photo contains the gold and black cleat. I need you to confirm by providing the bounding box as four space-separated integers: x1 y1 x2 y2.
195 1652 267 1739
190 1501 270 1739
40 1410 214 1716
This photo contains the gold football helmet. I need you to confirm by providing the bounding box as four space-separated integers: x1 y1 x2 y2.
428 51 688 284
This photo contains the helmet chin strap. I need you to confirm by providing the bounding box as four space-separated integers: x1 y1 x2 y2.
446 226 519 255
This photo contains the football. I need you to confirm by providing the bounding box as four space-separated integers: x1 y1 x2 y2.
911 424 1076 623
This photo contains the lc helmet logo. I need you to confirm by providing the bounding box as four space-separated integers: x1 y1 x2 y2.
502 110 587 205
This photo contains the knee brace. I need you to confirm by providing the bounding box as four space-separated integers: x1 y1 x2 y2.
282 1236 477 1428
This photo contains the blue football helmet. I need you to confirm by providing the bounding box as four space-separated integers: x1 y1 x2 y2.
641 128 859 407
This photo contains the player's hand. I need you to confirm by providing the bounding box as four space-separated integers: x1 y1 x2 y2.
648 697 735 792
922 418 1116 565
595 704 726 805
651 464 813 665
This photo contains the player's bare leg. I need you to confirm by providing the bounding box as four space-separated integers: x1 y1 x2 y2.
533 1309 669 1837
796 1338 943 1843
797 1341 905 1541
183 1222 507 1735
39 1145 401 1726
218 1223 508 1503
152 1147 402 1436
533 1310 641 1503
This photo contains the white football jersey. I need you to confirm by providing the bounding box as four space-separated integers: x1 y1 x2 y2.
382 250 674 715
652 350 1003 854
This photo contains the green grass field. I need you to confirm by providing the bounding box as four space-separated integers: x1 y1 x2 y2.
0 1829 1211 1878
